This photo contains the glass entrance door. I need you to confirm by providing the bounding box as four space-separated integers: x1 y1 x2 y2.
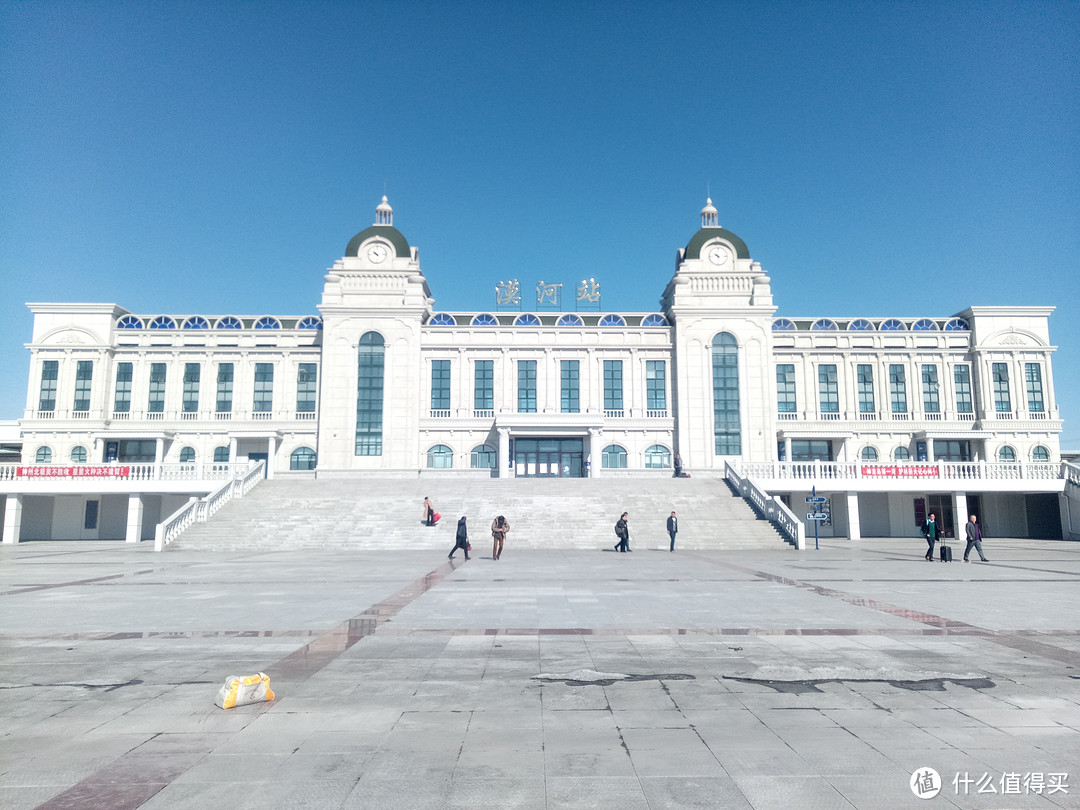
514 439 584 477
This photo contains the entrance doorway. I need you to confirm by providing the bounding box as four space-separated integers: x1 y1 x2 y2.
926 494 956 538
513 438 583 478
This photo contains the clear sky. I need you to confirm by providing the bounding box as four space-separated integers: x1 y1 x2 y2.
2 1 1078 447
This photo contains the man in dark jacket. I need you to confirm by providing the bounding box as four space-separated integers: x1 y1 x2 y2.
922 513 939 561
963 515 988 562
614 512 630 552
666 511 678 552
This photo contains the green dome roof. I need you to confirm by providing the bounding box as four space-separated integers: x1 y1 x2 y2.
684 227 750 260
345 225 411 258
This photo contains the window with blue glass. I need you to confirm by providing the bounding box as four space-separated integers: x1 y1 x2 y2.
518 360 537 413
216 363 234 413
39 360 58 411
954 365 973 413
253 363 274 412
992 363 1011 413
712 333 741 454
776 364 797 413
474 360 493 411
290 447 317 470
296 363 317 412
148 363 166 413
183 363 200 413
114 362 132 413
602 444 627 468
646 360 666 411
70 446 87 463
471 445 496 469
179 446 196 462
356 332 385 455
1025 363 1044 413
889 365 907 414
603 360 623 411
818 365 839 413
73 360 93 411
561 360 580 413
921 364 940 414
427 444 453 468
857 364 875 413
213 446 230 463
645 444 671 468
431 360 451 410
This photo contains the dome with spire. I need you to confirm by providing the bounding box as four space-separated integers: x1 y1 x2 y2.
684 197 750 260
345 196 410 258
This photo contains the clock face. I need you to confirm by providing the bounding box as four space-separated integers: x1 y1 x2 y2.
367 244 388 263
708 246 729 266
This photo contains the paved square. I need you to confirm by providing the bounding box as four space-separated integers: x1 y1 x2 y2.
2 538 1079 808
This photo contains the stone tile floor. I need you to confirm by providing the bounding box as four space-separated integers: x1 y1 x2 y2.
1 537 1079 808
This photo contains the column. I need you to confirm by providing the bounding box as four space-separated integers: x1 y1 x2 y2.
2 494 23 544
953 492 968 540
846 492 861 541
125 494 144 544
497 428 510 479
587 428 600 478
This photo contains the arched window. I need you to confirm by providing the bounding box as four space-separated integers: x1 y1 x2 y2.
711 332 741 455
879 319 905 331
117 315 143 329
470 313 498 326
297 316 323 330
772 318 797 331
810 319 838 331
254 316 280 330
356 331 385 456
213 446 230 463
641 314 669 327
998 446 1016 462
514 313 541 326
944 318 969 331
848 319 875 331
912 318 937 331
183 316 210 330
216 316 243 329
149 315 177 329
70 446 87 463
598 314 626 326
1031 445 1050 462
427 444 453 468
893 446 911 461
601 444 627 468
556 314 583 327
470 445 496 469
860 446 878 461
179 446 196 462
36 446 52 463
290 447 317 470
645 444 671 468
429 313 456 326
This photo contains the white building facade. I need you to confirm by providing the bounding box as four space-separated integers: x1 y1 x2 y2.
4 198 1072 543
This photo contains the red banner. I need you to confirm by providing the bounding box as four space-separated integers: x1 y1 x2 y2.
16 466 131 478
861 465 939 478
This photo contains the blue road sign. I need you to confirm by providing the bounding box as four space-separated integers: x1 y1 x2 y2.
806 512 829 521
805 496 827 504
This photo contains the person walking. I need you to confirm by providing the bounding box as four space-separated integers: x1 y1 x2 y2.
614 512 630 552
666 511 678 552
673 454 683 478
423 496 436 526
491 515 509 560
922 512 939 561
448 516 470 559
963 515 988 562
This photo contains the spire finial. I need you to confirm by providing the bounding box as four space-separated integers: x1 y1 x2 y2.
375 195 393 226
700 197 719 228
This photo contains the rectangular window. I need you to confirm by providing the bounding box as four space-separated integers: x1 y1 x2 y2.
253 363 274 412
183 363 200 413
148 363 167 413
296 363 317 412
603 360 623 411
776 364 797 413
73 360 93 411
818 364 839 413
118 439 157 462
216 363 234 413
992 362 1011 412
921 364 939 414
114 362 133 413
889 364 908 414
1025 363 1044 413
954 365 973 413
431 360 451 410
856 364 875 413
517 360 536 413
474 360 493 411
646 360 666 411
561 360 580 413
791 440 832 461
38 360 58 411
933 439 972 462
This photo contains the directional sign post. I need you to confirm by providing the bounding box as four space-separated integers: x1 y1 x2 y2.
805 496 826 505
809 486 821 550
806 512 829 521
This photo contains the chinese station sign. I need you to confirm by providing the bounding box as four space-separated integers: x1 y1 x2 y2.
861 465 939 478
16 466 131 478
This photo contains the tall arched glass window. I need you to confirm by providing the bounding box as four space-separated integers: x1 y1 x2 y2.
711 333 741 455
427 444 453 468
356 332 385 456
470 445 496 469
601 444 627 468
645 444 671 468
290 447 317 470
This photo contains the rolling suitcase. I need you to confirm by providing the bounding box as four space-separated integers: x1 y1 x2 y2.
939 544 953 562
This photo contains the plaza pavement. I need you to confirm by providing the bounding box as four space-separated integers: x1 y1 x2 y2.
1 536 1079 809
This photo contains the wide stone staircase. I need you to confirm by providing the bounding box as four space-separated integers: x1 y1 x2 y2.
169 476 791 552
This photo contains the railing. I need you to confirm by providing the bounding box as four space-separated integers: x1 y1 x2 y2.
155 460 264 551
646 409 668 418
735 459 1065 483
0 461 251 484
71 411 90 419
429 409 451 418
725 461 805 549
777 412 798 420
473 409 494 418
604 409 625 418
295 411 317 420
1065 462 1080 488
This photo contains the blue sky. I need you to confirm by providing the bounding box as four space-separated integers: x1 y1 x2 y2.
2 0 1078 446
